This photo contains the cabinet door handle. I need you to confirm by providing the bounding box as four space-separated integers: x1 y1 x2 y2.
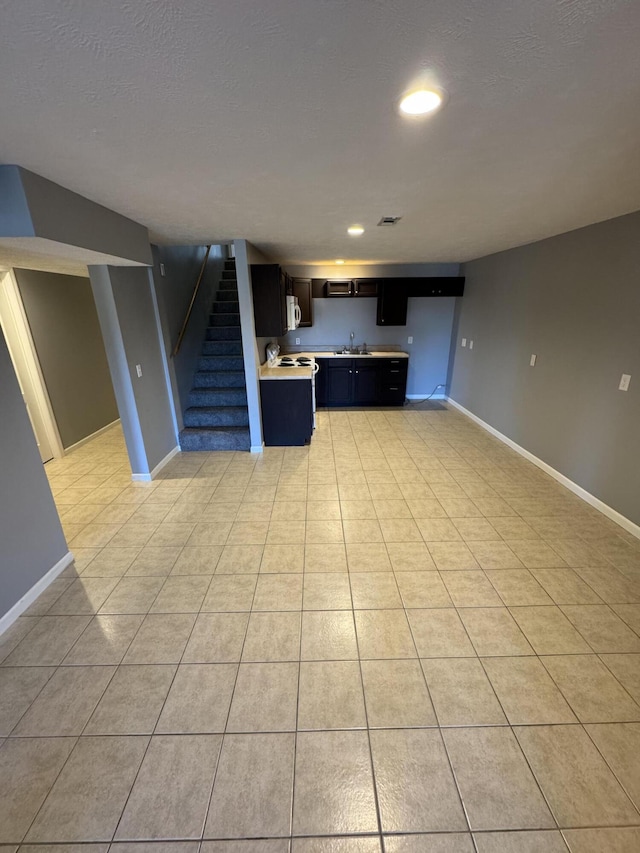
389 387 398 390
349 370 352 374
355 370 359 374
391 360 399 363
390 370 399 373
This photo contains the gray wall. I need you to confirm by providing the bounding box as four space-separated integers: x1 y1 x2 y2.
0 165 151 265
279 263 460 397
0 326 68 621
89 265 177 476
15 269 119 449
151 244 227 427
450 209 640 528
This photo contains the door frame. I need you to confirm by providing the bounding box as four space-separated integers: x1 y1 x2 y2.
0 270 64 460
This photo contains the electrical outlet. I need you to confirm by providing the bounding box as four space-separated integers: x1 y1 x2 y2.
295 337 300 345
135 364 143 378
619 373 631 391
407 336 413 344
530 354 537 367
469 340 474 350
159 263 166 277
461 338 467 347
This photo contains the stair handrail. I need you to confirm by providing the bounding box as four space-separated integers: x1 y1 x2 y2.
172 244 212 357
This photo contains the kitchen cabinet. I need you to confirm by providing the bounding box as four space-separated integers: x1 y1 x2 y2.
315 357 409 407
260 379 313 445
324 279 378 297
292 277 313 326
325 362 353 406
251 264 291 337
407 277 465 297
317 276 465 301
376 281 408 326
353 280 378 297
324 279 353 297
352 363 378 404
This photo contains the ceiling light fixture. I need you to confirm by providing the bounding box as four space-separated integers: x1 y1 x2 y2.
347 225 364 236
399 88 444 116
335 259 345 265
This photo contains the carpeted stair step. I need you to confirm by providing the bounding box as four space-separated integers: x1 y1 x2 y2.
197 355 244 372
210 313 240 327
221 269 237 279
206 326 242 341
187 387 248 407
217 290 239 302
183 405 249 428
179 427 250 452
193 370 246 389
201 340 243 356
213 301 239 314
219 280 238 290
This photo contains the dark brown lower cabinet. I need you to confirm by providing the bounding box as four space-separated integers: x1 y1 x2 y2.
315 358 408 407
260 380 313 445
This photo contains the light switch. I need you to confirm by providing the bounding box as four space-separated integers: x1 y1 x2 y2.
295 338 300 345
469 340 474 350
530 354 537 367
135 364 143 378
407 336 413 344
159 263 166 277
461 338 467 347
619 373 631 391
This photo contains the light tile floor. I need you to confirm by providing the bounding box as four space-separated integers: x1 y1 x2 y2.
1 406 640 852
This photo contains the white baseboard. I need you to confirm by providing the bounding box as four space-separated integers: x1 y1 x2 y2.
64 419 121 454
131 445 180 482
0 551 75 636
447 397 640 541
250 444 265 454
131 446 180 483
405 393 447 400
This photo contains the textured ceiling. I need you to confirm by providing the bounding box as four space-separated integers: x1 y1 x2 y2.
1 0 639 263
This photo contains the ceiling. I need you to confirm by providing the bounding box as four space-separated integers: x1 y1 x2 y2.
1 0 639 264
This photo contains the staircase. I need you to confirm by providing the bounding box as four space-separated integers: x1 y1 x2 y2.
179 259 250 451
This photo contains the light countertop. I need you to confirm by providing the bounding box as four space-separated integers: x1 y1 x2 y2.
293 350 409 359
259 364 313 380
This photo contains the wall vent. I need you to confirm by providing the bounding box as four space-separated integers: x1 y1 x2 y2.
377 216 402 226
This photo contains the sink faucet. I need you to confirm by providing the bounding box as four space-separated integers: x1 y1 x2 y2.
349 332 359 354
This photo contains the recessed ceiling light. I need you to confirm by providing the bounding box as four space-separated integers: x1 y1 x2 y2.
347 225 364 236
335 259 345 265
399 88 444 116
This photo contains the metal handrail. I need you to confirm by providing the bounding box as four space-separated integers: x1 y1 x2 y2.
172 245 211 357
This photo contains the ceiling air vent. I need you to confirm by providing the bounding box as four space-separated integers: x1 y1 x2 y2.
377 216 402 226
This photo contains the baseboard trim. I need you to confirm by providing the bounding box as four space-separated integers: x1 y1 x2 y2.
405 393 447 400
447 397 640 541
131 445 180 482
0 551 75 636
250 444 264 454
64 419 121 454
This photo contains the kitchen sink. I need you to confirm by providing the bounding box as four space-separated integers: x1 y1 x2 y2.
333 351 372 355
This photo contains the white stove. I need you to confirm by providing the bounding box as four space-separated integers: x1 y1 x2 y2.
275 355 315 369
271 355 319 429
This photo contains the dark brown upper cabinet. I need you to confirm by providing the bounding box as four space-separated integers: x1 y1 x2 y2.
376 281 408 326
292 277 313 327
353 279 378 297
324 279 354 297
251 264 290 337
